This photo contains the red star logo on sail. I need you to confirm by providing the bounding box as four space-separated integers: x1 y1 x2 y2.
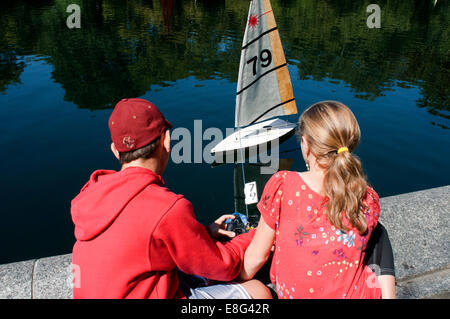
248 10 272 28
248 14 258 28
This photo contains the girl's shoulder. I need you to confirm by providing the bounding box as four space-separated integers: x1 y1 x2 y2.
271 170 290 180
363 186 380 208
361 185 381 226
263 170 291 190
265 170 307 190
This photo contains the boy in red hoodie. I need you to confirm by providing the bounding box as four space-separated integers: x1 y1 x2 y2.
71 98 270 299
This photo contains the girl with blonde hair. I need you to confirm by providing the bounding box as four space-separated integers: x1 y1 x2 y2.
239 101 395 298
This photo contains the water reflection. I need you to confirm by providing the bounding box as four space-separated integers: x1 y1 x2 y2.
0 0 448 127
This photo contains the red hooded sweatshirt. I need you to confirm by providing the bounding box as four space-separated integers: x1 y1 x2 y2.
71 167 254 299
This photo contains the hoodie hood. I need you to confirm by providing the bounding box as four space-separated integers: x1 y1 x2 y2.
71 167 163 241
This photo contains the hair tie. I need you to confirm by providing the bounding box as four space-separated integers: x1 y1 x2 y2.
337 147 349 154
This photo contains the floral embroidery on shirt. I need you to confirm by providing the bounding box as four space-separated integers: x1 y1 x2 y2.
336 230 356 248
295 224 310 246
332 248 351 262
262 195 270 207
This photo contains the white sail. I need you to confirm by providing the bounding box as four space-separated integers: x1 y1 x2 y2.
235 0 297 128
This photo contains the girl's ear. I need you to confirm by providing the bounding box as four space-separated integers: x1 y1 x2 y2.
301 136 310 158
111 142 120 160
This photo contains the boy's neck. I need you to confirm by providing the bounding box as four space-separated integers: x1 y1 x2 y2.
121 157 162 176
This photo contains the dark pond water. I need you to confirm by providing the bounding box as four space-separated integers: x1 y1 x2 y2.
0 0 449 264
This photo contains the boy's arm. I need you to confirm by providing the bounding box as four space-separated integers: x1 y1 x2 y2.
151 198 255 281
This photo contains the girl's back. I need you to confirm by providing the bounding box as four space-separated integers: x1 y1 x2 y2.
258 170 381 299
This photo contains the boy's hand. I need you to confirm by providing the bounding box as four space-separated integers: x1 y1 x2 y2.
207 214 236 239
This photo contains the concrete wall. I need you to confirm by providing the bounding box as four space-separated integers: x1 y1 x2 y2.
378 185 450 299
1 185 449 299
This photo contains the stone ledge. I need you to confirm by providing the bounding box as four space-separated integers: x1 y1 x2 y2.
0 258 35 299
0 185 449 299
379 185 450 281
396 266 450 299
32 254 73 299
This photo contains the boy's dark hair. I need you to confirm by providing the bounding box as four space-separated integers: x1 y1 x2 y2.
119 136 161 164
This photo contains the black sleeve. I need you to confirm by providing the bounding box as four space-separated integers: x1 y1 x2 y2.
364 223 396 277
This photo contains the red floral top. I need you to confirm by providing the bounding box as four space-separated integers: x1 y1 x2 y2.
257 171 382 299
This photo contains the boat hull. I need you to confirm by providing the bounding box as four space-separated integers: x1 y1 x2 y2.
211 118 296 155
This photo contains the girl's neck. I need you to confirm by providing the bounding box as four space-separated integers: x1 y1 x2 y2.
300 168 326 196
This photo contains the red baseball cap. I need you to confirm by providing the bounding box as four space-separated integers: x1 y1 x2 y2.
108 98 172 152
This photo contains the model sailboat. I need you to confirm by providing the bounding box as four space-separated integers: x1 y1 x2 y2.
211 0 297 155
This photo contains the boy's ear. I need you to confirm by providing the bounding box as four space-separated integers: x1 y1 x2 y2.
162 130 171 153
111 142 120 160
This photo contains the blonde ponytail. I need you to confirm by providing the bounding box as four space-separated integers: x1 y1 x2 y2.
299 101 369 235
